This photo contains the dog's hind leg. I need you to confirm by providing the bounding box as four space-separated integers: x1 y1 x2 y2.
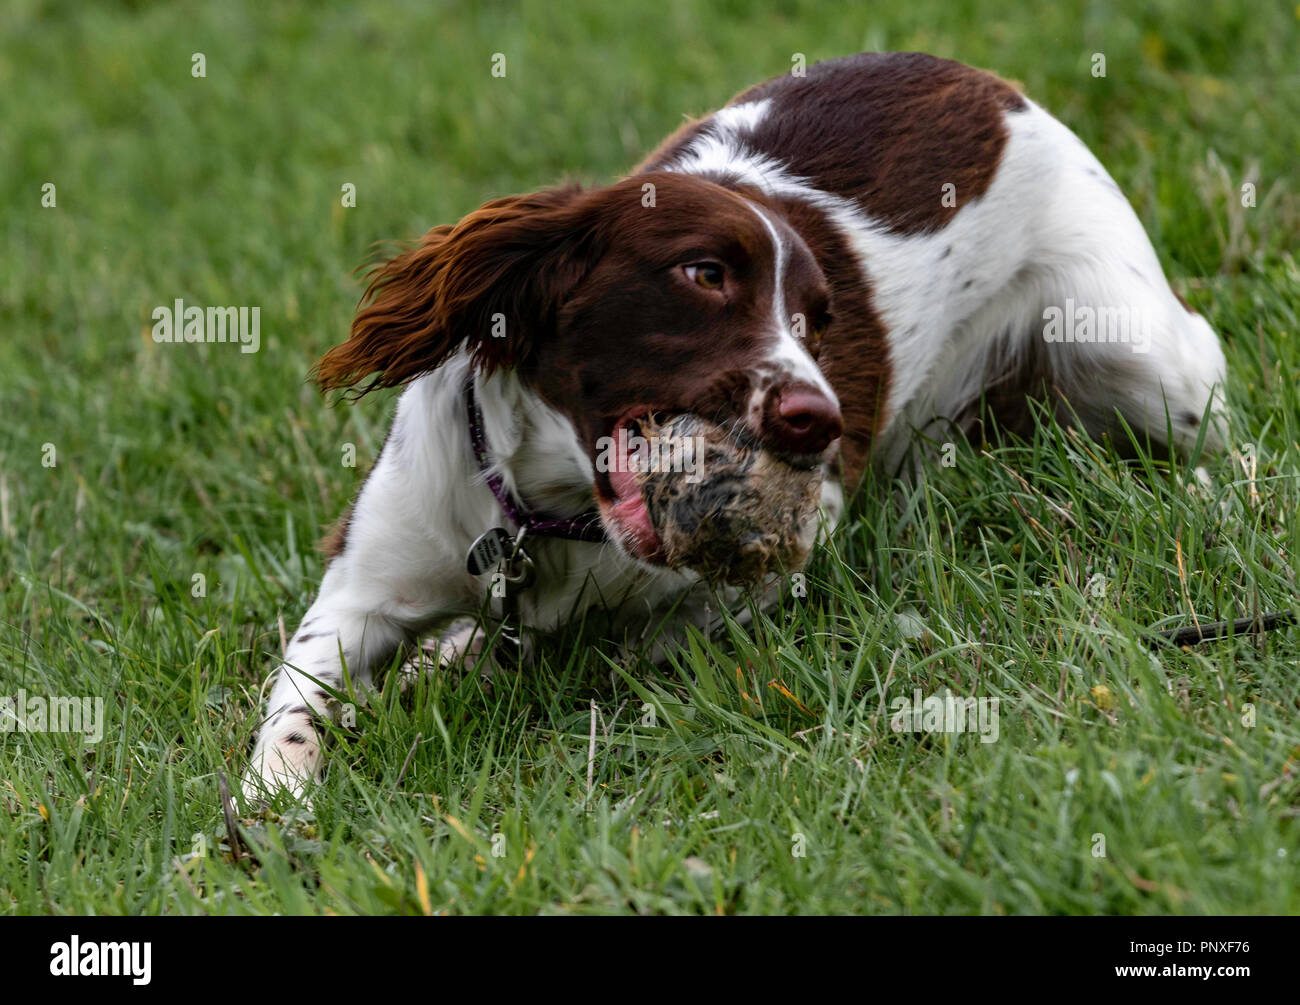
911 113 1228 460
1016 114 1228 455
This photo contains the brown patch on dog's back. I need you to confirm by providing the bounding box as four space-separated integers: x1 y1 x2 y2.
644 53 1026 236
743 53 1024 232
739 53 1025 234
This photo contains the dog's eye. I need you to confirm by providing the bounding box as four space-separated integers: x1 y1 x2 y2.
683 262 725 291
808 312 831 353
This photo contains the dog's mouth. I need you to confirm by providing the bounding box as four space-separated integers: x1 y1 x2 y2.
595 409 669 563
593 409 824 584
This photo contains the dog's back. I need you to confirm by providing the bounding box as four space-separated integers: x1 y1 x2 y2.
643 52 1226 478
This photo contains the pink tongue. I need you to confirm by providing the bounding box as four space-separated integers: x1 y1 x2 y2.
608 464 640 503
607 434 661 555
613 492 659 554
608 427 645 503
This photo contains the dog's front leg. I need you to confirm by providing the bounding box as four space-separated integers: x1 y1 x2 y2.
242 573 410 802
242 374 485 802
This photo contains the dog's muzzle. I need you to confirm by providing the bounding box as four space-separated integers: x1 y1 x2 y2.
601 412 824 584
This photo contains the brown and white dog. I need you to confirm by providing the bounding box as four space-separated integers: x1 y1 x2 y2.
244 52 1226 798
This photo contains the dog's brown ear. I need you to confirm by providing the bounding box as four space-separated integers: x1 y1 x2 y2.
314 184 598 395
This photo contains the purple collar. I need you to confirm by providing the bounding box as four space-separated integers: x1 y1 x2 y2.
466 375 608 544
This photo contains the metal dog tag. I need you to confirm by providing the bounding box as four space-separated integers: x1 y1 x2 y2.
466 527 511 575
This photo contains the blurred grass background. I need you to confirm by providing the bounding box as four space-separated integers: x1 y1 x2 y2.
1 0 1298 914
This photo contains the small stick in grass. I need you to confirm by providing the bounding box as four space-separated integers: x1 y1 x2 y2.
1149 610 1297 649
217 770 243 861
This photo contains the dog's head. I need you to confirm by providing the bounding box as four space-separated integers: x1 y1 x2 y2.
316 172 842 576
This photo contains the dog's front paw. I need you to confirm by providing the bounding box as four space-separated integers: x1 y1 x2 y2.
242 707 323 805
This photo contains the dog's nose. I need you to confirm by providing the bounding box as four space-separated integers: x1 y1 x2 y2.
767 385 843 456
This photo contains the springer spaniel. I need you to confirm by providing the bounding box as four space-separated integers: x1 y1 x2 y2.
244 52 1226 798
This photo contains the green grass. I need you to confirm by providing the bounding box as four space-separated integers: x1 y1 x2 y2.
2 0 1299 914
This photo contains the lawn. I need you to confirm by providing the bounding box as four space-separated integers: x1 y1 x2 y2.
1 0 1298 914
